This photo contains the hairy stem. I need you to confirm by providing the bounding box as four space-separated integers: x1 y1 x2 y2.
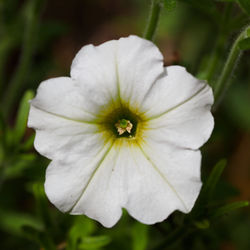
144 0 162 41
213 25 249 109
153 224 195 250
2 0 44 117
205 3 233 85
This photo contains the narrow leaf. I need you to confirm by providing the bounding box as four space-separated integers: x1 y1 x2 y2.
0 112 6 149
202 159 227 200
67 216 96 250
237 0 250 16
179 0 219 19
211 201 249 218
215 0 236 2
225 85 250 130
21 133 35 151
13 90 34 144
247 27 250 37
191 159 227 217
163 0 176 12
238 37 250 50
79 235 111 249
194 219 210 229
0 209 43 236
132 222 149 250
4 153 36 178
32 183 53 229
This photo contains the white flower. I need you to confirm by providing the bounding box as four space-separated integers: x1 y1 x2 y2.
28 35 214 228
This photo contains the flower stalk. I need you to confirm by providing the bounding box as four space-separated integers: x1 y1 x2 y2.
205 3 233 84
2 0 44 117
213 25 250 109
153 225 193 249
143 0 163 41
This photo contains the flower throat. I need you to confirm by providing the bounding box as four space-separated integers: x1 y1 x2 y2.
100 106 141 138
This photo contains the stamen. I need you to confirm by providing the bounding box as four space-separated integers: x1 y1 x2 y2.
115 119 133 135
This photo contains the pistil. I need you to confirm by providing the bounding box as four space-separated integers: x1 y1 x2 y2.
115 119 133 135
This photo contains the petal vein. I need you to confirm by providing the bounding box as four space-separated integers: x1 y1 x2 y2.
136 142 188 211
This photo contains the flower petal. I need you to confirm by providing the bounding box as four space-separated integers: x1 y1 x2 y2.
65 138 201 226
28 77 103 160
116 36 164 108
122 142 201 224
44 138 122 228
70 35 164 109
71 41 118 109
69 141 125 228
30 77 97 121
143 66 214 149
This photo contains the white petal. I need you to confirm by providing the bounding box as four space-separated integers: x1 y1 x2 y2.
28 77 102 160
69 141 125 228
119 142 201 224
135 139 202 219
44 138 121 228
68 139 201 226
116 36 164 108
71 42 118 110
30 110 102 161
143 66 214 149
45 138 201 227
70 35 164 109
30 77 96 121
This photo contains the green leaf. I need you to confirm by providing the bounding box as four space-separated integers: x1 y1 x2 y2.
21 133 35 151
194 219 210 229
238 37 250 50
0 112 5 135
225 85 250 130
22 226 56 249
79 235 111 250
0 112 6 156
237 0 250 16
191 159 227 217
32 182 53 229
247 27 250 36
5 126 13 148
21 225 41 244
211 201 249 218
13 90 34 144
179 0 219 20
215 0 236 2
163 0 176 12
201 159 227 200
3 153 35 178
67 216 96 250
0 209 43 236
132 222 149 250
31 182 57 235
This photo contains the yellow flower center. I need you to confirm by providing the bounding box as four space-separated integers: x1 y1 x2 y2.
95 99 149 142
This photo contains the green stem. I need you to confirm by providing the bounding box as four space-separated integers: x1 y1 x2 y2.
0 1 4 37
213 25 249 109
205 4 233 84
0 37 20 99
153 224 195 249
205 34 226 84
0 1 5 94
143 0 162 41
39 233 57 250
2 0 43 117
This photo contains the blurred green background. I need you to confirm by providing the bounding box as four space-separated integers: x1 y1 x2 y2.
0 0 250 249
